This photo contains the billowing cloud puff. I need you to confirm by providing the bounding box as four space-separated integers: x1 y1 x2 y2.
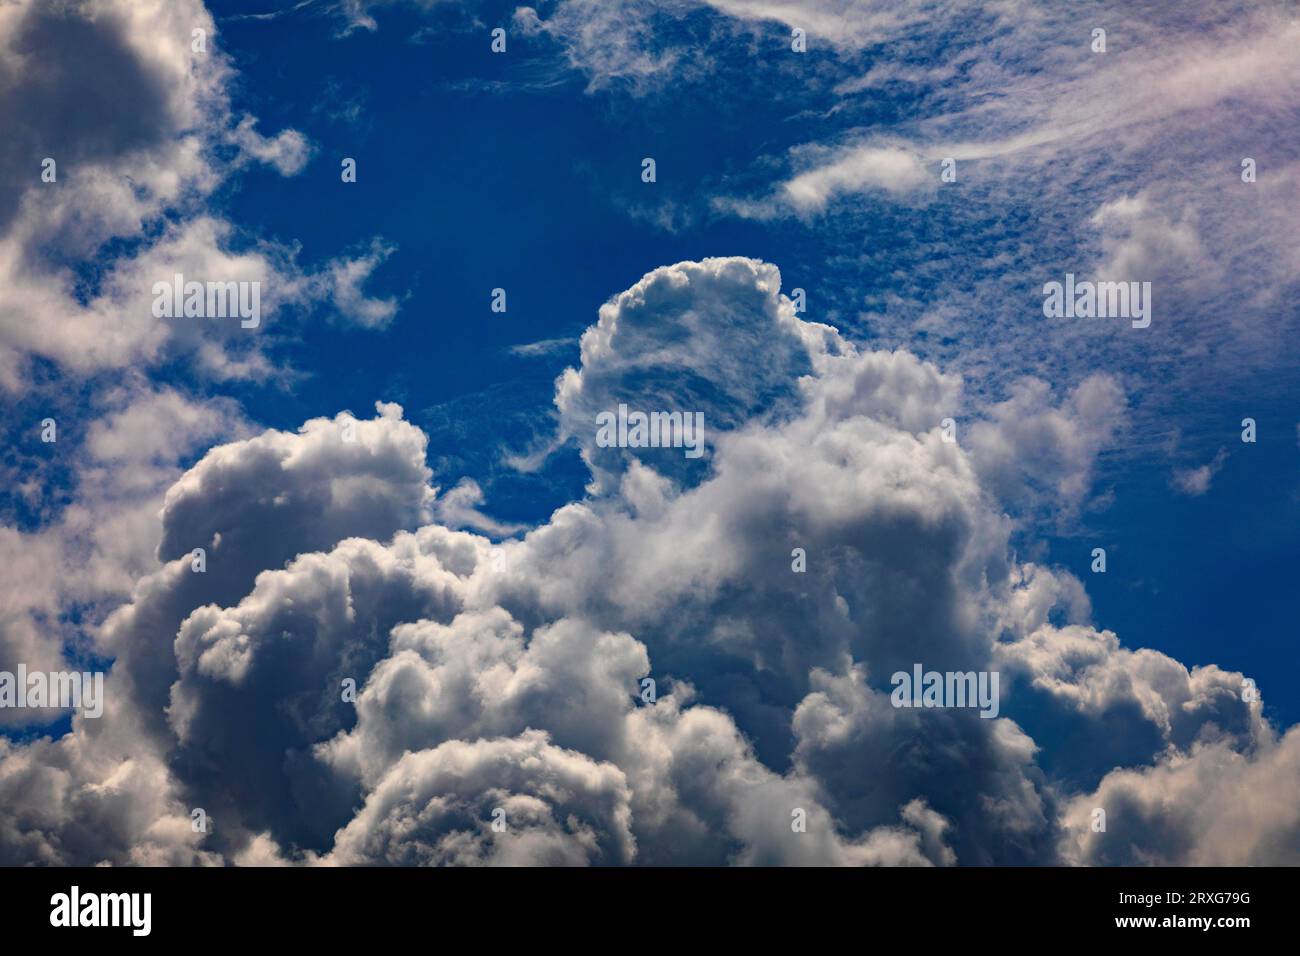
327 730 637 866
0 731 219 867
967 374 1127 520
0 0 399 391
1060 728 1300 866
0 528 73 727
555 257 819 491
0 384 247 727
0 0 404 732
0 403 439 860
318 610 649 786
791 662 1054 865
157 401 434 568
0 256 1288 867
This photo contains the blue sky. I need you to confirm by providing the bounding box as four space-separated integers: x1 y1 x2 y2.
215 0 1299 722
1 0 1298 866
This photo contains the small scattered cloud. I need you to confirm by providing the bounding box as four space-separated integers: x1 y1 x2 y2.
1171 447 1228 496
